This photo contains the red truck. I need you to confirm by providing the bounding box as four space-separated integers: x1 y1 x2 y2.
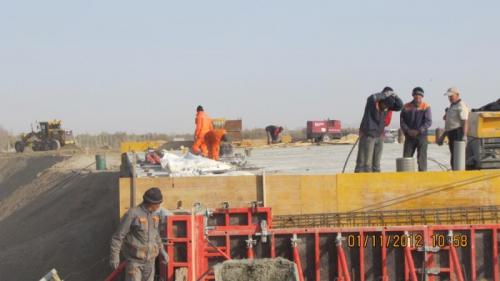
306 120 342 142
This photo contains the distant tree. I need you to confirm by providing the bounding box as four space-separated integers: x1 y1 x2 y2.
0 125 10 152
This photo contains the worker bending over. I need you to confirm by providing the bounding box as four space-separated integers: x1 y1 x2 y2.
355 87 403 173
265 125 284 145
192 105 213 157
204 128 227 161
110 188 168 281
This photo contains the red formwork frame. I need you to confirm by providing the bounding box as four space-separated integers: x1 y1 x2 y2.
164 208 500 281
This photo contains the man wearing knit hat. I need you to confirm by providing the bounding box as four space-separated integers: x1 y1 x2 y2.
400 87 432 171
110 187 169 281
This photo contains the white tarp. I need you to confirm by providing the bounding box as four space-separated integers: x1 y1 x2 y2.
160 151 232 177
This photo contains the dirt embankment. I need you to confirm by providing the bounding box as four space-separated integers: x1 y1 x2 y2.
0 153 120 281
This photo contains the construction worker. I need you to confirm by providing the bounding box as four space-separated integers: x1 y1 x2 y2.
400 87 432 171
192 105 213 157
437 87 469 169
355 87 403 173
204 128 227 161
265 125 284 145
110 187 168 281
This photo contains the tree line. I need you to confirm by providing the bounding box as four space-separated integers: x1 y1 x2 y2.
0 126 358 151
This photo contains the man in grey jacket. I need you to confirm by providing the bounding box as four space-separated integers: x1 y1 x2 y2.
110 187 169 281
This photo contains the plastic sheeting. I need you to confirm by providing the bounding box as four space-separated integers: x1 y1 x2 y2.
160 151 233 177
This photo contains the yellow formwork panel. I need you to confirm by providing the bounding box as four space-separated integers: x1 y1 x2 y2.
469 112 500 138
118 170 500 218
336 170 500 212
119 176 260 216
120 141 165 153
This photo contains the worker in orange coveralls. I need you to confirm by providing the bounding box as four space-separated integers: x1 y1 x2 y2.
204 129 227 161
192 105 213 157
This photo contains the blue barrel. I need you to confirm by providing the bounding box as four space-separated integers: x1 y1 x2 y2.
95 154 107 171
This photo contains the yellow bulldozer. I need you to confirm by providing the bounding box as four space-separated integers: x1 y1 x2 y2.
14 120 76 153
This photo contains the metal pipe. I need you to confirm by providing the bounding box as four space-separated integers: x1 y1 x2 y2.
292 234 305 281
449 246 465 281
206 239 232 260
336 233 352 281
246 235 255 259
404 244 418 281
129 153 137 208
448 231 465 281
453 141 466 171
262 170 267 207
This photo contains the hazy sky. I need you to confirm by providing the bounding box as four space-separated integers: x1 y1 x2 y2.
1 1 499 134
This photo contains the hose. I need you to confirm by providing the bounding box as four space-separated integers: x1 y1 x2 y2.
342 137 360 173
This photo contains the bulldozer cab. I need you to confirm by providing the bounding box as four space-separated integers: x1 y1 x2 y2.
38 120 63 138
38 122 49 137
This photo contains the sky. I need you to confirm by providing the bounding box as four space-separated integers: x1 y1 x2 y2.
1 0 499 134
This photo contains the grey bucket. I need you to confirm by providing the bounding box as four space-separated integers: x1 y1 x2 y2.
396 157 415 172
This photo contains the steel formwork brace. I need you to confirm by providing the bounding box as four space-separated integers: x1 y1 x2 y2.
403 231 419 281
161 207 500 281
292 234 305 281
206 239 232 261
448 231 465 281
246 235 256 259
336 233 352 281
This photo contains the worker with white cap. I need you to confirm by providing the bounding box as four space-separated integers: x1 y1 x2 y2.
437 87 470 169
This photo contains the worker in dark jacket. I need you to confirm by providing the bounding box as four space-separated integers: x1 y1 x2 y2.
265 125 284 145
400 87 432 171
110 188 169 281
355 87 403 173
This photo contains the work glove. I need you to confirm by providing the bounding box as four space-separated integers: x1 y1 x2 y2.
110 255 120 270
160 248 169 264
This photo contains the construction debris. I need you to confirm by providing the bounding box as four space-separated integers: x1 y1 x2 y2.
39 269 62 281
214 258 299 281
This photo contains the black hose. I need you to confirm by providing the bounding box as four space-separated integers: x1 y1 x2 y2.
342 137 360 173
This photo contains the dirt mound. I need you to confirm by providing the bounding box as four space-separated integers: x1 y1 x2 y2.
0 154 65 201
0 154 119 281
